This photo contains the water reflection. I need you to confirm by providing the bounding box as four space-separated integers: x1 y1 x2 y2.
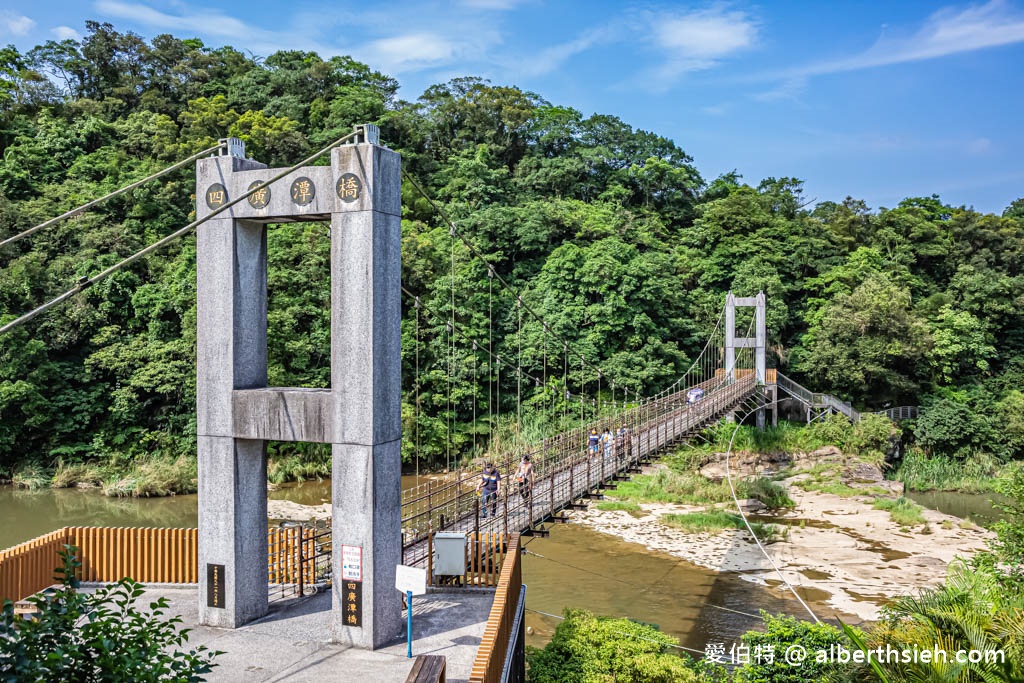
522 524 830 653
0 486 198 550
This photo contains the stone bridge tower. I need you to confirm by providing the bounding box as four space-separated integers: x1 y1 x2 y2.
194 126 401 649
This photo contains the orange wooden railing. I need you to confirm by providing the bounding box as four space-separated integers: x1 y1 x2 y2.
468 533 522 683
0 526 320 604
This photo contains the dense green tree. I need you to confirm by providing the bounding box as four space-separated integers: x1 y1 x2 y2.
0 22 1022 478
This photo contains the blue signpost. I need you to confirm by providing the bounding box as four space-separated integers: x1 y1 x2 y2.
406 590 414 658
396 564 427 659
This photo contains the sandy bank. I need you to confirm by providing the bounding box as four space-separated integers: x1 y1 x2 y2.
573 482 993 621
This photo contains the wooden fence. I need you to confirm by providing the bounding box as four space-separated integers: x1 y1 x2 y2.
0 526 320 604
469 534 523 683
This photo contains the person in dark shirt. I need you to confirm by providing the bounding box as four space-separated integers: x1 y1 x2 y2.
476 462 501 518
588 429 600 457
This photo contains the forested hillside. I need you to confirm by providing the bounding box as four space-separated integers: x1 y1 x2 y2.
1 22 1022 483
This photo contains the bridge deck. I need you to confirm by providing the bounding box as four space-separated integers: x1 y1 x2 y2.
401 376 758 568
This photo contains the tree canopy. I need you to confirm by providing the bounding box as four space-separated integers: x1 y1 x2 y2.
0 22 1022 477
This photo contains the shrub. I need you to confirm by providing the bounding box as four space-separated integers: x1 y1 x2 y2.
0 546 219 681
745 477 794 510
848 413 896 467
526 608 698 683
735 613 850 683
808 414 851 451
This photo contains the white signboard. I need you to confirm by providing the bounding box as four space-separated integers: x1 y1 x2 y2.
395 564 427 596
341 545 363 582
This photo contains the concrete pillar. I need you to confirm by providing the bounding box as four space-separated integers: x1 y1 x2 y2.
754 292 766 385
329 142 403 649
195 149 270 628
725 292 736 380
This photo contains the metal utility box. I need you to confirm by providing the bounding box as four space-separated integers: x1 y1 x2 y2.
433 532 467 576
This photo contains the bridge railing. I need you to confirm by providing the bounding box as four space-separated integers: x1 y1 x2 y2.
469 533 523 683
402 373 758 566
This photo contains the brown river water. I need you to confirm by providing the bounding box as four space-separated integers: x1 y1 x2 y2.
0 479 1001 650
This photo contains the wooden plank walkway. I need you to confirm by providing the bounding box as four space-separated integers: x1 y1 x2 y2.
401 376 758 568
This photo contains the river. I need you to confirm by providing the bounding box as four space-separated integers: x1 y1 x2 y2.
0 480 1000 651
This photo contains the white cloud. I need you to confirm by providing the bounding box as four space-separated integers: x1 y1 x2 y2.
362 33 457 72
516 26 612 77
650 6 758 79
51 25 82 40
2 11 36 36
785 0 1024 78
95 0 261 41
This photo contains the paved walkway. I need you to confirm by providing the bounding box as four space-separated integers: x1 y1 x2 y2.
144 587 493 682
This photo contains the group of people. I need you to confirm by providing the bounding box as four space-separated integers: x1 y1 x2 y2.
587 425 632 461
475 455 533 518
474 423 634 519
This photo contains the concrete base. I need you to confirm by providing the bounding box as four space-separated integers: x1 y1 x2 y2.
331 440 403 649
197 437 268 628
127 587 493 683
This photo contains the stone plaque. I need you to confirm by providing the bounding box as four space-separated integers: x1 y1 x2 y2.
207 563 225 608
343 580 362 627
336 173 362 203
205 183 227 210
247 181 270 209
290 177 315 206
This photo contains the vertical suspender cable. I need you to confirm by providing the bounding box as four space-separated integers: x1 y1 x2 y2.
516 297 522 429
415 297 421 479
488 267 494 454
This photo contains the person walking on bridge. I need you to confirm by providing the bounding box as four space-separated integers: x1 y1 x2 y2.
615 425 628 463
513 455 533 502
476 462 501 518
602 428 613 459
588 429 600 457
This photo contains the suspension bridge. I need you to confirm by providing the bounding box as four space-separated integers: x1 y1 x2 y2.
0 127 890 671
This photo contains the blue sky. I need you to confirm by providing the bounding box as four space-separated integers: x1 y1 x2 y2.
2 0 1023 214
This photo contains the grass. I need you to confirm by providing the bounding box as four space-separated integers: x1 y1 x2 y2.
872 496 927 526
611 467 796 510
12 464 50 490
689 420 834 457
794 479 864 497
612 469 737 505
661 510 782 542
596 500 641 513
745 477 794 510
102 456 197 497
267 444 331 485
894 449 1001 493
51 461 107 488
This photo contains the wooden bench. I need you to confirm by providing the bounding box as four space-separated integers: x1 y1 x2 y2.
406 654 446 683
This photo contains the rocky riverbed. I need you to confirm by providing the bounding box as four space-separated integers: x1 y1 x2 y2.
573 453 994 621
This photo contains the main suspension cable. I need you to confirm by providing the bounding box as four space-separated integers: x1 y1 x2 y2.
0 142 225 251
0 127 366 337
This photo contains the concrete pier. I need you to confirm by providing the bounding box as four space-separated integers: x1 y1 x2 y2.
195 129 403 647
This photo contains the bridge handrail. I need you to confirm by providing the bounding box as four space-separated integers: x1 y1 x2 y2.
401 374 757 560
776 372 859 421
874 406 919 421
